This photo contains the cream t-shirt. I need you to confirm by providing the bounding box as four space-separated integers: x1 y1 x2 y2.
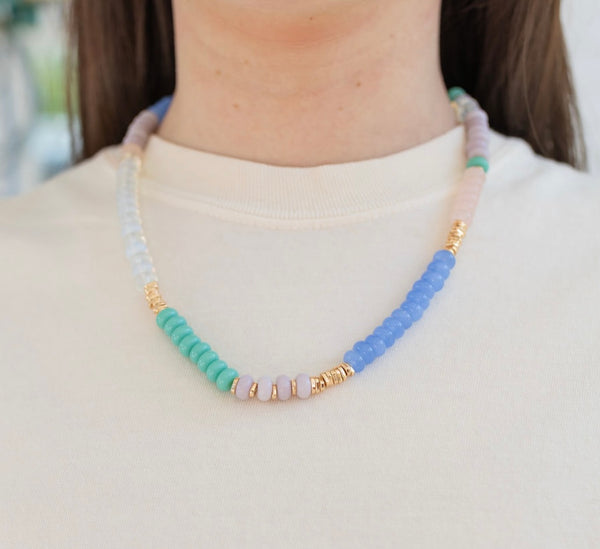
1 124 599 548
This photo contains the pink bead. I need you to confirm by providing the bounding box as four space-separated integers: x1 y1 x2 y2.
466 135 490 149
257 376 273 402
276 375 292 401
235 375 254 400
296 374 312 399
466 143 490 158
133 111 159 132
450 167 485 226
466 127 490 142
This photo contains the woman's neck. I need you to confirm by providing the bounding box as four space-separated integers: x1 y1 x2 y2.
158 0 456 167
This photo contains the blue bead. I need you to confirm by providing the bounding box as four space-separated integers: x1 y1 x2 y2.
383 316 405 339
373 326 395 347
391 308 413 330
433 249 456 269
148 95 173 122
422 270 444 291
412 279 435 299
343 349 366 373
427 260 451 280
406 289 430 309
366 334 386 357
400 300 424 321
353 341 376 365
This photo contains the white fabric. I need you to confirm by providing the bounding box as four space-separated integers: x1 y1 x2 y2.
1 124 599 548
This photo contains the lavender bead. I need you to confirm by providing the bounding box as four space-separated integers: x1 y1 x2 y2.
276 375 292 401
235 375 254 400
296 374 312 399
465 109 488 125
257 376 273 402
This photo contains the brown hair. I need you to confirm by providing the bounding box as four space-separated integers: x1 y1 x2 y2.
68 0 587 169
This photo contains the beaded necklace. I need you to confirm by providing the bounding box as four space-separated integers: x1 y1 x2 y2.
116 87 490 402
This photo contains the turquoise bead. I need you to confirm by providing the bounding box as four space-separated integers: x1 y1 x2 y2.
163 315 186 336
196 350 219 373
216 368 239 392
170 324 193 345
448 87 466 101
179 334 200 357
189 341 211 363
206 360 228 383
156 307 177 329
466 155 489 172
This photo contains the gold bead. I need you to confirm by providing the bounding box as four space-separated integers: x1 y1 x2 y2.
310 377 325 395
230 377 239 395
340 362 355 377
308 362 355 396
291 379 297 397
249 382 258 399
444 220 468 256
144 281 167 314
271 384 278 400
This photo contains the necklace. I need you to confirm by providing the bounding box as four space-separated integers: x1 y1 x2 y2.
116 87 490 402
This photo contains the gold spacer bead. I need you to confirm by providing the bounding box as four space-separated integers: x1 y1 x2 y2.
271 384 278 400
230 377 239 395
444 220 468 256
144 281 168 314
249 382 258 399
310 376 325 395
291 379 297 397
340 362 355 377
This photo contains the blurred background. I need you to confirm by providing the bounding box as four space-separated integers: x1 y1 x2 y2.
0 0 599 197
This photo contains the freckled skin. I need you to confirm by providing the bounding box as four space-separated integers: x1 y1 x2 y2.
160 0 457 167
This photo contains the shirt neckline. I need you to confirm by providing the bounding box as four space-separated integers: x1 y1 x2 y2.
133 123 506 224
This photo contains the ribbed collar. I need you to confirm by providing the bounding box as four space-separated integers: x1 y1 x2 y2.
139 123 506 223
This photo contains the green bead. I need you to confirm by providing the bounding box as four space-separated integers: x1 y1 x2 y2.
170 324 193 345
196 350 219 373
206 360 228 383
466 155 489 173
448 86 466 101
189 341 211 363
216 368 239 392
179 334 201 357
156 308 177 329
163 315 186 336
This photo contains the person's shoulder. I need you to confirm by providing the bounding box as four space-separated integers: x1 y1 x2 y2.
0 145 121 227
487 129 598 199
484 130 599 230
